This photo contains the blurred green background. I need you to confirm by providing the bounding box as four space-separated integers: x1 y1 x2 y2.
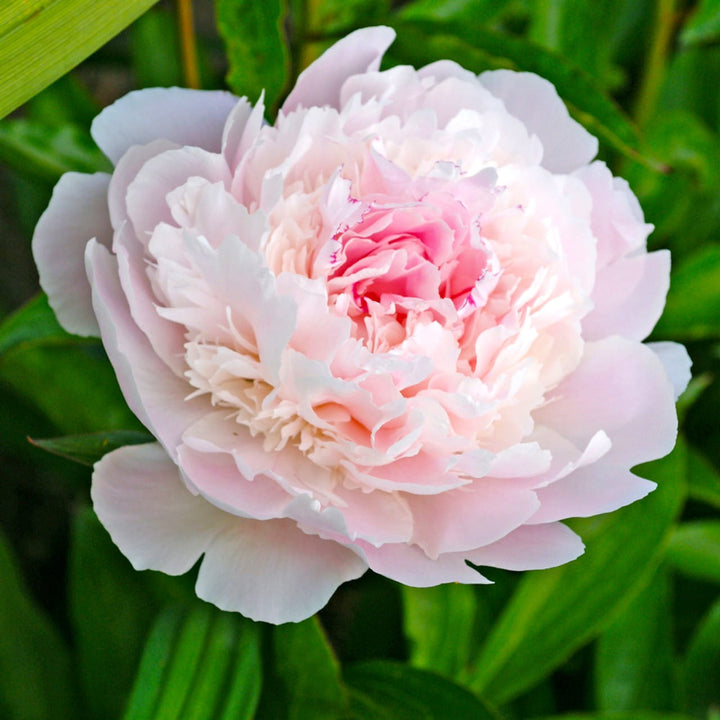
1 1 720 719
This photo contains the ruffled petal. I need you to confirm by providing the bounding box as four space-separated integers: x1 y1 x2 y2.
282 26 396 113
195 519 367 623
108 139 177 230
32 172 111 336
177 442 292 520
125 147 231 238
91 88 239 164
115 223 187 375
480 70 598 173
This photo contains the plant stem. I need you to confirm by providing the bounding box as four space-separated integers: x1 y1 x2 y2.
177 0 200 89
633 0 677 127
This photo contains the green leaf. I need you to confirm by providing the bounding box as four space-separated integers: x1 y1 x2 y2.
264 617 348 720
399 0 515 24
0 119 111 181
0 293 66 357
625 111 720 253
345 661 497 720
657 46 720 130
686 446 720 509
308 0 390 34
681 0 720 46
123 603 262 720
69 507 163 719
594 568 675 711
402 583 476 680
466 442 686 704
534 713 697 720
666 521 720 584
0 338 139 433
392 18 651 167
0 526 77 720
30 430 154 466
216 0 290 112
528 0 638 91
0 294 138 434
653 245 720 340
129 6 183 89
680 595 720 716
0 0 159 120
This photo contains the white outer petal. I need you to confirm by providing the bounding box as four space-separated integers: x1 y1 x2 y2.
92 443 226 575
282 26 396 113
648 341 692 400
32 172 111 336
85 240 206 457
91 88 239 164
93 443 367 624
196 520 367 624
480 69 598 173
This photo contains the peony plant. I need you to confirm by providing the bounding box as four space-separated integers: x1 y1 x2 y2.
33 26 689 624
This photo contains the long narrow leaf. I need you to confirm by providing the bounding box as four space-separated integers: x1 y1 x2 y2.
467 443 686 704
0 0 158 119
122 603 262 720
0 526 77 720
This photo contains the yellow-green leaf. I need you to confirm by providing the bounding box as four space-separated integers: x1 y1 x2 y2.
0 0 158 120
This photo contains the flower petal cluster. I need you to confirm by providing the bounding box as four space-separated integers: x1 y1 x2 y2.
33 27 690 623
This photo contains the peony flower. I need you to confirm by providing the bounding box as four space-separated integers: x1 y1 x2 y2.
33 27 690 624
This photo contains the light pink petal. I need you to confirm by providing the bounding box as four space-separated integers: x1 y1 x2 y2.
182 412 339 505
583 250 670 341
177 443 292 520
331 485 414 545
125 147 231 237
466 523 584 570
92 443 226 574
529 463 654 524
91 88 239 164
180 234 296 384
574 162 652 267
108 139 177 230
648 341 692 399
480 70 598 173
282 26 396 113
359 541 491 587
535 337 678 467
32 172 111 336
115 224 187 376
195 519 367 623
408 479 540 556
418 60 478 84
222 95 265 172
85 240 206 457
221 96 253 165
485 442 552 478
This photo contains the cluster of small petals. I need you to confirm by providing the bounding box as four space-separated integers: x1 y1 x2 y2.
32 26 689 623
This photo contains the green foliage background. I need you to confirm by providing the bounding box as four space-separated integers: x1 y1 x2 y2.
1 1 720 718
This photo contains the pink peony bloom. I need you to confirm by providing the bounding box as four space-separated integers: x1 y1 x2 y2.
33 27 690 624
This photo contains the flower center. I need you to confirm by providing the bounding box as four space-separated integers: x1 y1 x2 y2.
324 185 499 353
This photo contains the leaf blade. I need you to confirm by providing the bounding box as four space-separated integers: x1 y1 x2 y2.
466 443 686 704
0 0 159 120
